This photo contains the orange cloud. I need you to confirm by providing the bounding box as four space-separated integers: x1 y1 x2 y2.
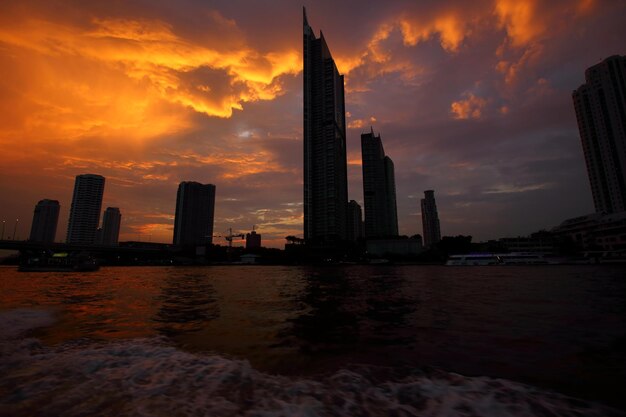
494 0 543 47
125 222 173 243
162 150 295 180
0 12 300 153
493 0 600 87
400 13 469 52
450 93 487 120
495 0 598 48
347 116 377 129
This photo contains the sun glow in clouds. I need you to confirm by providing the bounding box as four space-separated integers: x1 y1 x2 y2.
0 11 300 147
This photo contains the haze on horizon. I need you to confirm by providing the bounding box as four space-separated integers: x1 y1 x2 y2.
1 0 625 248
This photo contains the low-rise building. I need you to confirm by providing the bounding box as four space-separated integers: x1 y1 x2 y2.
366 238 423 257
552 211 626 252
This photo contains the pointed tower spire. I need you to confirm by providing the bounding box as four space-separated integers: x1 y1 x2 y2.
303 6 313 36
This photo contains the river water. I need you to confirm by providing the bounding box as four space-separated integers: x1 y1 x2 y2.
1 265 625 416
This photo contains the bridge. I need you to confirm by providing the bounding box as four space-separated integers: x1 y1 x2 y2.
0 239 176 253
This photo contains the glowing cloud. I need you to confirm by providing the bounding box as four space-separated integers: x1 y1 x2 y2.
400 13 469 52
0 12 300 150
450 93 487 120
495 0 544 47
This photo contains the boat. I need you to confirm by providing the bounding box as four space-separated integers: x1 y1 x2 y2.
497 252 551 265
445 252 555 266
445 254 500 266
18 252 100 272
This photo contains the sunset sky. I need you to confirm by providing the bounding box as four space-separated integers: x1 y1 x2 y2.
1 0 625 248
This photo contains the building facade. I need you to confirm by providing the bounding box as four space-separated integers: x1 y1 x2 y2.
29 199 60 243
361 128 398 238
66 174 105 244
346 200 364 241
173 182 216 247
366 238 422 257
303 8 348 243
101 207 121 246
421 190 441 247
552 211 626 252
573 55 626 214
246 230 262 250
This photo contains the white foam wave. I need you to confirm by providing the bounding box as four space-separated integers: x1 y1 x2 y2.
0 308 56 339
0 309 622 417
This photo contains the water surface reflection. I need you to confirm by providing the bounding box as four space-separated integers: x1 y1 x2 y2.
1 265 625 408
154 271 220 336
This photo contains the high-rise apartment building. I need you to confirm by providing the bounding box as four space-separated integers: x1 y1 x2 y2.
101 207 121 246
303 8 348 243
66 174 105 244
346 200 364 241
245 229 262 250
361 128 398 238
29 199 60 243
173 182 216 247
573 55 626 214
421 190 441 247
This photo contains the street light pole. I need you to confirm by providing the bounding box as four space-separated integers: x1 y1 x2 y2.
12 219 19 240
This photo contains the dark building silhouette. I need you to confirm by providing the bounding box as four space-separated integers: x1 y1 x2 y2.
303 8 348 243
173 182 216 246
346 200 364 241
246 229 262 250
66 174 105 244
361 128 398 238
101 207 121 246
573 55 626 214
421 190 441 247
29 199 60 243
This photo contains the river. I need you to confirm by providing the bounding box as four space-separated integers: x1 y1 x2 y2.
1 265 625 416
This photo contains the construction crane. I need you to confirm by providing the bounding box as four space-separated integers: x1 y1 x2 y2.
214 228 245 249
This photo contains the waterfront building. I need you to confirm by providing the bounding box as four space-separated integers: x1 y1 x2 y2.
573 55 626 214
361 128 398 238
366 237 423 257
29 199 60 243
101 207 121 246
246 229 262 250
303 8 348 243
346 200 364 241
552 211 626 252
421 190 441 247
66 174 105 244
498 233 557 253
173 182 216 247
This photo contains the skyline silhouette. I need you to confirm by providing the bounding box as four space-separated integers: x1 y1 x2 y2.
1 1 626 248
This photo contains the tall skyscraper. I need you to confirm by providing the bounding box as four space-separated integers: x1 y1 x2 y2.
361 128 399 238
173 181 216 246
346 200 364 241
66 174 105 244
101 207 121 246
303 8 348 243
29 199 60 243
573 55 626 214
421 190 441 247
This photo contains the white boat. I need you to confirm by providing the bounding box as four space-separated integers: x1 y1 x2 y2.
445 254 500 266
497 252 551 265
445 252 553 266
